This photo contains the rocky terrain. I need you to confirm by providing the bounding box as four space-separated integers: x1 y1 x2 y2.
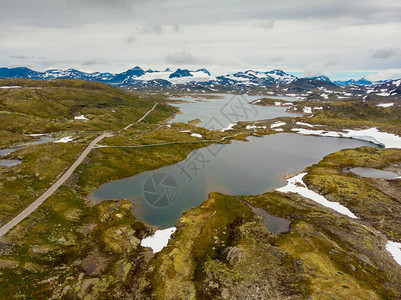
0 78 400 299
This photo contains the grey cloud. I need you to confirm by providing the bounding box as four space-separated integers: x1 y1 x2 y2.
137 24 163 35
9 55 32 60
303 63 327 77
324 54 340 66
370 48 401 59
165 51 200 65
8 55 45 61
1 0 400 28
165 51 241 67
82 59 109 66
136 24 180 35
0 0 400 76
255 20 275 30
303 54 340 77
270 55 283 63
34 59 75 69
123 35 138 44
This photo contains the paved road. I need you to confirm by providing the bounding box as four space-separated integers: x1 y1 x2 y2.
94 133 240 149
0 133 110 238
123 103 158 130
0 104 158 238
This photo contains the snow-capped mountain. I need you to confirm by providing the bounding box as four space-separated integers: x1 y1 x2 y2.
0 66 400 98
0 67 295 87
217 69 297 86
120 68 216 85
364 78 401 97
334 77 373 86
307 75 332 82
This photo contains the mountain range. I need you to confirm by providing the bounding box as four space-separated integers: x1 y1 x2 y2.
0 67 399 94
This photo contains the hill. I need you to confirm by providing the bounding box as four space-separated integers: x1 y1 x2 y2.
0 78 175 145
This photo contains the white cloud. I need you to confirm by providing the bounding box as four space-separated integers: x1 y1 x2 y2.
365 69 401 81
370 47 401 59
303 63 327 77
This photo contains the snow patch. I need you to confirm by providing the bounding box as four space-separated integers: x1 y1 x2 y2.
221 123 236 132
246 125 266 130
141 227 176 253
74 115 89 121
54 136 73 143
296 122 314 128
292 127 401 149
277 173 358 218
303 107 312 114
191 133 202 138
0 86 22 89
386 241 401 266
270 121 286 129
344 128 401 148
376 103 394 108
292 128 341 138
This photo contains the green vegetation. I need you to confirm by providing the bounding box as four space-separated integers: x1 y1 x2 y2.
141 187 401 299
1 141 400 298
0 140 86 226
142 193 309 299
0 83 400 299
0 134 222 299
0 78 176 145
301 100 401 135
0 79 177 224
304 147 401 241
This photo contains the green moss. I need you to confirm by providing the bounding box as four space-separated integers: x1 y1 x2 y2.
304 147 401 241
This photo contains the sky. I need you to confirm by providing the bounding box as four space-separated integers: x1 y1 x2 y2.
0 0 401 80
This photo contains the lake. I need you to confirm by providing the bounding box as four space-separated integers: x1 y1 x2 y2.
169 94 300 129
89 133 377 228
0 135 54 167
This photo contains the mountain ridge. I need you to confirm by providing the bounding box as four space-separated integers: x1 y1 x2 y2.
0 67 399 91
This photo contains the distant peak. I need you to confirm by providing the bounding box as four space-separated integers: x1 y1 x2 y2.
169 68 193 78
195 68 211 76
307 75 332 82
268 69 285 74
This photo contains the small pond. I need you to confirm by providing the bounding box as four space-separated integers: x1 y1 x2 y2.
348 167 400 179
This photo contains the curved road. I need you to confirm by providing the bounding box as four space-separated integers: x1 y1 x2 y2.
0 104 158 238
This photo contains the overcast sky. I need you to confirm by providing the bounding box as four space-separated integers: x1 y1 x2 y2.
1 0 400 80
